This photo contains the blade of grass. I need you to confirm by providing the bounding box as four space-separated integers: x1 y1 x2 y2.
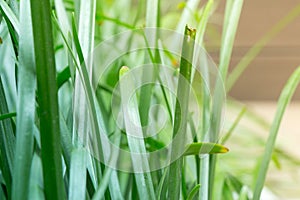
193 2 215 199
0 77 15 199
253 66 300 199
30 0 66 199
209 1 243 199
186 184 201 200
0 0 19 34
68 148 87 200
183 142 229 156
227 4 300 91
92 132 123 200
0 112 16 120
11 0 36 199
168 25 196 199
119 66 156 200
28 154 45 200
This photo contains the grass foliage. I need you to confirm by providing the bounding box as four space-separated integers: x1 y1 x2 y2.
0 0 299 199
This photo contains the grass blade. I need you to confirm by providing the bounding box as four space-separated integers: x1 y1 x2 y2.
168 25 196 199
0 112 16 120
183 142 229 156
30 0 66 199
208 1 243 199
28 154 45 200
11 0 36 199
0 77 15 199
119 66 156 200
253 66 300 199
186 184 201 200
68 148 87 200
219 0 243 80
0 0 19 34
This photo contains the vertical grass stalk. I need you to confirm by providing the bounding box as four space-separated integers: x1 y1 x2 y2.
30 0 66 199
168 25 196 199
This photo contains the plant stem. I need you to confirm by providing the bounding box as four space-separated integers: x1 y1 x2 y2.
30 0 66 199
168 25 196 199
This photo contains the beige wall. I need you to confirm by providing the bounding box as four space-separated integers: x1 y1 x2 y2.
212 0 300 100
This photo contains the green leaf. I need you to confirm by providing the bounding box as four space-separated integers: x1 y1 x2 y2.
0 0 19 34
0 112 16 120
253 66 300 199
11 1 36 199
186 184 201 200
119 66 156 200
184 142 229 156
0 77 15 199
57 66 71 89
68 148 87 200
28 154 45 200
168 25 196 200
30 0 66 199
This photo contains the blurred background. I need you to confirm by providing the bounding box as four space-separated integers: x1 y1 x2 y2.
213 1 300 199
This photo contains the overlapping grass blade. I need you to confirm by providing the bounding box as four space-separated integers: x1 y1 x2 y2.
168 26 196 199
208 1 243 199
119 66 156 200
253 66 300 199
28 154 45 200
186 184 201 200
0 77 15 199
11 0 35 199
30 0 66 199
68 148 87 200
0 0 19 34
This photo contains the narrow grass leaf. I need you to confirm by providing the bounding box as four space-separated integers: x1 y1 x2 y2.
0 112 16 120
30 0 66 199
186 184 201 200
168 26 196 199
11 0 36 199
119 66 156 200
0 78 15 198
0 0 19 34
68 148 87 200
28 154 45 200
184 142 229 156
253 66 300 199
209 1 243 198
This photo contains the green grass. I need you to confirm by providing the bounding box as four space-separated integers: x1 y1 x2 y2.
0 0 300 199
